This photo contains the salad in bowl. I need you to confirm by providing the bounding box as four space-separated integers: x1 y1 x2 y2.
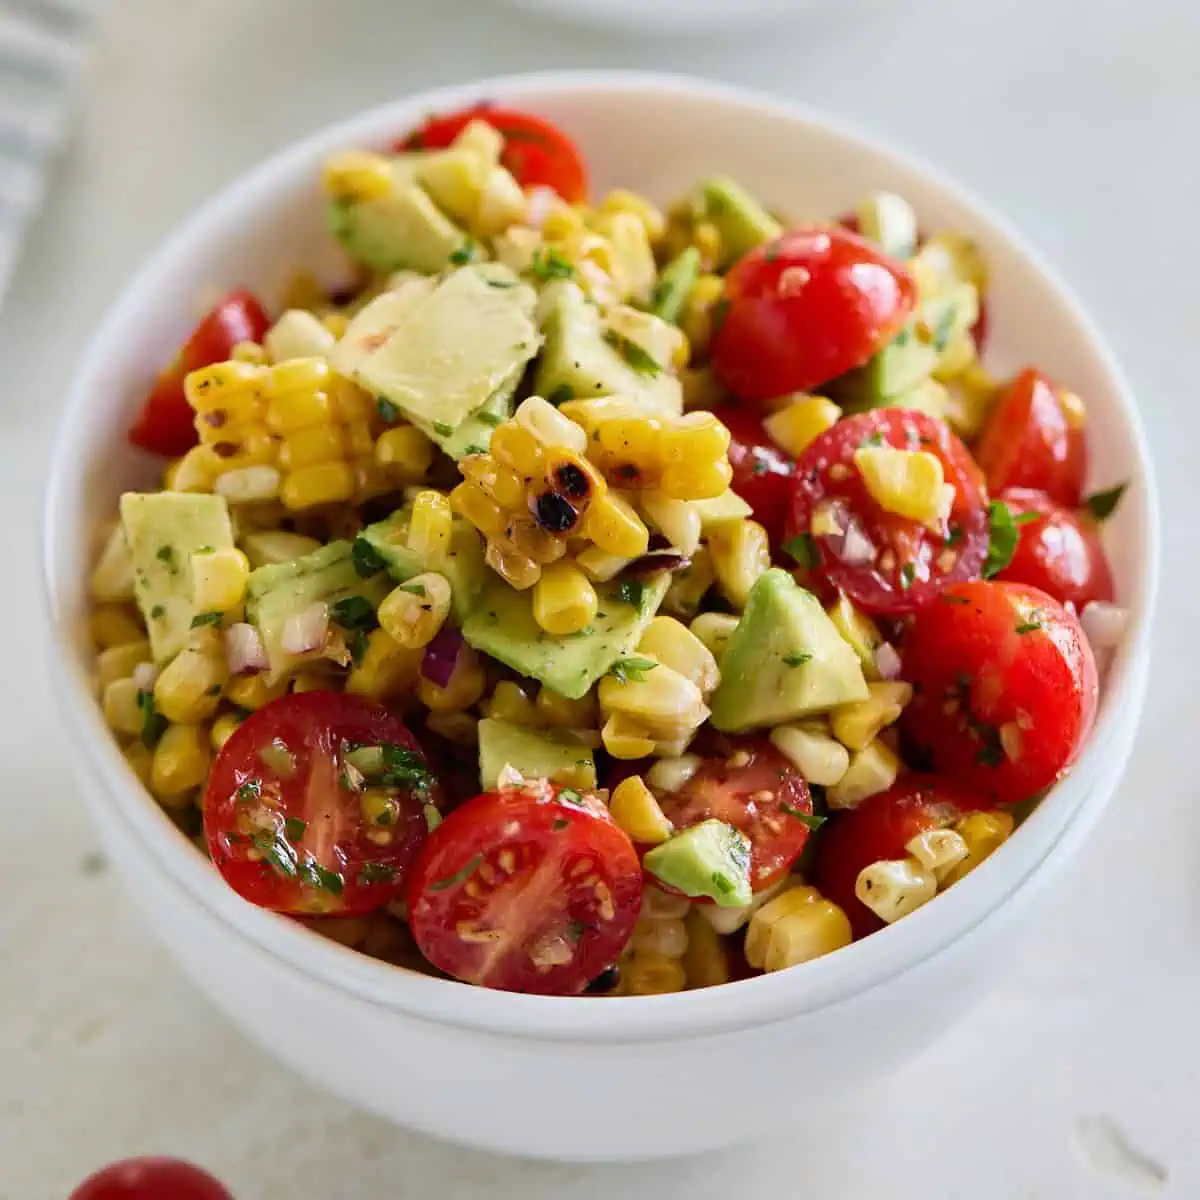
85 102 1128 999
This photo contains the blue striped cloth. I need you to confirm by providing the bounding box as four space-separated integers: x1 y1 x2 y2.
0 0 96 301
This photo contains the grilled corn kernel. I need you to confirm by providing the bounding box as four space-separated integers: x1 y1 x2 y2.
150 723 212 804
403 489 453 568
640 494 701 556
769 722 851 788
485 538 542 590
153 627 229 723
601 713 657 760
581 492 650 558
483 680 540 726
230 339 266 365
663 546 714 619
322 150 394 203
214 465 282 504
681 273 725 359
377 573 451 649
659 412 732 501
375 425 434 482
708 519 770 609
856 858 937 924
940 811 1015 886
575 546 632 583
853 445 953 530
632 916 689 958
489 422 544 476
190 547 250 613
185 359 262 414
598 659 708 742
166 445 217 493
688 612 738 663
637 617 719 698
827 592 883 680
532 561 599 636
906 828 970 877
290 667 338 694
89 524 136 602
515 395 588 454
344 629 423 702
830 682 913 752
933 329 977 381
745 885 853 971
682 910 731 988
96 640 153 690
89 605 146 651
827 739 900 809
123 742 153 787
239 530 322 568
622 952 687 996
450 481 507 539
598 188 666 242
762 395 842 458
277 424 344 471
102 676 145 735
610 775 674 845
645 753 703 794
210 712 242 751
416 645 486 713
535 686 597 729
224 671 289 711
279 461 355 510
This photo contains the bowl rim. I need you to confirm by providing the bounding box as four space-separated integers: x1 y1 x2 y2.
42 69 1160 1044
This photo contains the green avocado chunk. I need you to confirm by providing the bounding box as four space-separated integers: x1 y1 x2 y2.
462 573 671 700
709 569 868 732
477 718 597 791
696 177 782 268
643 819 753 908
829 329 937 409
119 491 235 665
649 246 701 325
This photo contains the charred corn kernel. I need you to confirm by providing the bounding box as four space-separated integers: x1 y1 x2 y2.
1058 388 1087 430
425 711 480 746
185 360 262 416
224 671 288 711
681 273 725 358
659 412 732 501
745 884 853 971
374 425 434 481
637 617 719 698
90 606 145 651
515 395 588 454
682 910 730 988
102 677 145 735
280 461 355 510
205 422 277 473
344 629 422 702
596 414 659 468
709 519 770 609
123 741 153 787
377 573 451 649
264 309 336 362
827 593 883 680
598 188 666 242
610 775 674 845
150 723 211 803
763 395 841 458
166 445 217 493
599 659 708 742
485 538 542 590
830 682 913 751
89 524 135 602
581 492 649 557
640 494 701 555
622 951 687 996
96 640 152 690
601 714 657 760
906 829 969 877
532 561 598 636
322 150 394 202
214 465 281 504
856 858 937 924
489 422 544 476
770 722 851 788
575 546 632 582
535 686 596 729
406 489 452 567
261 369 333 436
854 445 953 529
190 547 249 612
632 916 689 958
688 612 738 662
484 680 540 726
277 424 344 471
645 753 703 794
941 811 1015 886
417 645 486 713
451 481 507 539
827 739 900 809
663 545 714 619
210 712 242 751
153 627 228 723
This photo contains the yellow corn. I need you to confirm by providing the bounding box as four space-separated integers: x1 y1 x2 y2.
681 273 725 357
190 547 250 612
224 671 289 711
659 412 732 500
279 461 355 510
291 666 340 694
277 424 344 471
1058 388 1087 430
185 360 262 421
558 395 644 435
631 914 689 958
214 465 282 504
416 644 486 713
688 612 738 662
906 828 969 877
205 422 277 473
830 682 913 752
489 422 544 476
102 676 145 735
580 492 649 558
856 858 937 924
239 530 323 568
322 150 394 203
598 658 708 742
89 605 146 651
708 519 770 609
933 330 977 381
681 910 730 988
150 723 212 804
827 740 900 809
230 340 266 365
483 680 540 726
610 776 674 845
165 445 216 493
827 593 883 680
575 546 632 583
96 640 152 690
597 188 666 243
425 711 480 746
600 713 657 760
515 395 588 454
450 481 507 539
535 686 596 729
377 573 452 649
406 492 455 567
210 712 242 752
532 561 598 636
622 951 687 996
636 616 719 698
640 494 701 556
745 885 853 972
663 546 715 619
153 626 229 723
769 722 851 787
762 395 841 458
854 445 952 529
375 425 434 482
345 629 423 702
485 537 542 591
123 742 153 788
940 811 1015 886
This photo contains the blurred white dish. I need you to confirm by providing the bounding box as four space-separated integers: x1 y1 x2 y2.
499 0 802 33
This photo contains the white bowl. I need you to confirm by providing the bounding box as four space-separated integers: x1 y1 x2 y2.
43 71 1158 1161
498 0 803 34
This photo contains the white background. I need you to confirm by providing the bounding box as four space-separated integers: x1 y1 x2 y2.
2 0 1197 1196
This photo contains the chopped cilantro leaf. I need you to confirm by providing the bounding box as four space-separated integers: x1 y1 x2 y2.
530 247 574 281
136 691 167 749
298 860 344 895
448 238 477 267
284 817 307 841
617 579 651 615
351 538 386 578
945 525 963 547
399 583 426 596
1084 482 1127 522
149 604 165 620
899 563 916 589
430 853 482 892
190 610 223 628
330 595 377 632
605 656 658 684
235 780 261 804
782 532 819 569
1015 619 1042 634
782 805 826 831
604 330 661 376
358 862 397 885
432 421 454 437
860 431 885 448
545 384 574 407
558 788 585 807
377 742 432 793
984 499 1025 578
250 829 298 878
477 410 503 426
376 397 400 423
783 652 813 667
552 818 569 831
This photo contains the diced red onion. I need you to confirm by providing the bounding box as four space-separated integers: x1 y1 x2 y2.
281 602 329 655
1081 602 1128 651
131 662 159 692
825 514 876 567
224 622 269 674
874 642 902 680
421 626 464 689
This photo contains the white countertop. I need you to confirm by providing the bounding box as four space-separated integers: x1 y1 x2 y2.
2 0 1196 1196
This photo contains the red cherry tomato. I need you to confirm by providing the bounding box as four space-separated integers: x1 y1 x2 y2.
974 368 1086 506
128 291 271 457
814 777 995 938
656 739 814 894
398 105 587 202
996 488 1114 610
710 226 917 404
408 782 642 994
204 692 441 916
69 1158 231 1200
711 406 796 545
900 580 1098 805
784 408 989 615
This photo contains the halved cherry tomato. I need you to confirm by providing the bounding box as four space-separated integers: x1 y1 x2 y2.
996 487 1114 610
408 782 642 995
128 290 271 457
974 367 1086 506
398 105 587 202
69 1158 231 1200
814 777 995 939
711 406 796 546
204 692 441 916
900 580 1098 805
656 739 814 894
784 408 989 615
710 226 917 405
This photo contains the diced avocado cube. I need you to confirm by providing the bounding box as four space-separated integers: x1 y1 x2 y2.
119 492 235 665
462 573 671 700
709 569 868 732
829 329 937 410
477 718 597 791
696 177 782 268
356 510 485 623
245 541 390 681
643 819 753 908
649 246 701 325
434 383 515 460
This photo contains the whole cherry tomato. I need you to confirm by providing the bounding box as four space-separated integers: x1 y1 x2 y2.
69 1158 231 1200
